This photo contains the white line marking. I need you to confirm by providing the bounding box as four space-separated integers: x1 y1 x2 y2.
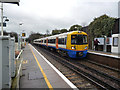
29 44 78 89
88 51 120 59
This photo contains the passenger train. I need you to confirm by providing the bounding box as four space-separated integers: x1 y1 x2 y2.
33 31 88 58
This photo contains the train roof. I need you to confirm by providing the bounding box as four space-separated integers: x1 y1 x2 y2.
34 31 87 41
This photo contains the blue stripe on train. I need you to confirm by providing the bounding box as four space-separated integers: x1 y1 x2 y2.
40 44 87 58
58 48 87 58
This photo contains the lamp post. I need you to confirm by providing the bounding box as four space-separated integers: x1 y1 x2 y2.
0 0 20 36
18 22 23 50
0 1 20 89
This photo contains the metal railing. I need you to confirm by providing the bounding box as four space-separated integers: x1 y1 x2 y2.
12 50 23 89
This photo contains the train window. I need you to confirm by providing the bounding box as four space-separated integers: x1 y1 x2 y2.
51 39 55 44
48 39 56 44
44 40 46 43
113 37 118 47
58 38 64 45
65 37 67 45
71 35 88 45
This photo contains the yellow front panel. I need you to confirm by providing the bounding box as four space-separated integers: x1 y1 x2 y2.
66 34 71 50
66 31 88 51
77 44 88 51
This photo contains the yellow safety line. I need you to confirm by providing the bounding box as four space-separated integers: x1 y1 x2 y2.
29 45 53 89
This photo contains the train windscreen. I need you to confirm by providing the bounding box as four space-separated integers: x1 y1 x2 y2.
71 35 88 45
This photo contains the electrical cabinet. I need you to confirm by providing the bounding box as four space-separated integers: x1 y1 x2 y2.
0 36 11 89
112 34 120 54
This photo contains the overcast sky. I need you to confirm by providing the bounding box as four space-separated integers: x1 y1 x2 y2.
1 0 119 37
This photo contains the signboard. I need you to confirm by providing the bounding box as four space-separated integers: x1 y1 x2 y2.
106 37 112 45
95 38 104 45
0 0 20 5
0 23 6 27
95 37 112 45
22 33 26 37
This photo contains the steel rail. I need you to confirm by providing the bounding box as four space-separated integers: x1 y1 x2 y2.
86 59 120 73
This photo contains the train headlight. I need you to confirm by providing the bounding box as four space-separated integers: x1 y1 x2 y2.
85 46 87 49
71 46 76 50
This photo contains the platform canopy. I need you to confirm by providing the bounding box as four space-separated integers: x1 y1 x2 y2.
0 0 20 5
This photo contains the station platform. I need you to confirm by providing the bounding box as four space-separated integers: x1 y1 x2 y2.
20 44 77 89
88 50 120 59
87 50 120 70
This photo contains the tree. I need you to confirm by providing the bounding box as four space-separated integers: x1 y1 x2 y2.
46 29 50 35
52 29 61 35
27 33 43 43
60 29 68 33
69 24 82 31
88 14 116 49
88 14 116 38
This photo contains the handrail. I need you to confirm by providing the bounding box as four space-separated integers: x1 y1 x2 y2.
11 50 23 89
16 50 23 60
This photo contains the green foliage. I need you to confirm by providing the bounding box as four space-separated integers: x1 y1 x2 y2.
88 14 116 38
52 29 61 35
52 29 68 35
27 33 43 43
60 29 68 33
69 24 82 31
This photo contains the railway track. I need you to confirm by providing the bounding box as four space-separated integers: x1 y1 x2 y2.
33 44 120 89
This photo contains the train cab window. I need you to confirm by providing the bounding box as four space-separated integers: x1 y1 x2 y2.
71 35 88 45
82 35 87 43
113 37 118 47
71 35 77 44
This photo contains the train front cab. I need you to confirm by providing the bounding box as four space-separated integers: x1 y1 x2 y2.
66 31 88 58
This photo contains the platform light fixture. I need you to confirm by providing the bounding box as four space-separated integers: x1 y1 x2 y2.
0 0 20 36
0 0 19 5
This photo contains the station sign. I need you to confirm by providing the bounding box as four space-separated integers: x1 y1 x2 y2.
22 33 26 37
0 0 20 5
0 23 6 27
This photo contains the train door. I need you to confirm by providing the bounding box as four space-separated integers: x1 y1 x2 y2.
56 37 58 49
46 38 48 46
